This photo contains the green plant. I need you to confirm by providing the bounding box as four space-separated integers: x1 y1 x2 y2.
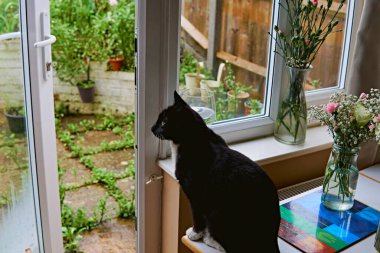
0 0 19 34
1 95 25 116
222 63 252 115
245 98 263 115
102 0 135 70
0 132 28 170
310 79 322 89
51 0 109 87
55 112 137 250
270 0 345 69
179 50 213 85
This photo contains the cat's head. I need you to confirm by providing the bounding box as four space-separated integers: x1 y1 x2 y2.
151 91 206 143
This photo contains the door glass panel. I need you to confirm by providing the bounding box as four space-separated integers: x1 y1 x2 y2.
0 0 42 252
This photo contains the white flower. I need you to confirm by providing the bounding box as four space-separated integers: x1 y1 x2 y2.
109 0 117 6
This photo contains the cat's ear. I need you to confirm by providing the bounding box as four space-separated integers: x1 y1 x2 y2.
174 90 188 107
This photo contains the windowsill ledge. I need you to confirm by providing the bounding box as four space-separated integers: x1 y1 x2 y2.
158 126 333 180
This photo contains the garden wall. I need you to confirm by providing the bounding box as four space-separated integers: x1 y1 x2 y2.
0 39 24 107
53 62 135 115
0 39 135 115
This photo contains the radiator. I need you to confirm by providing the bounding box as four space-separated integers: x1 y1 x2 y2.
278 177 323 201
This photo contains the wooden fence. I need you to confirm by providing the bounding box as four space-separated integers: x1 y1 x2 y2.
181 0 347 99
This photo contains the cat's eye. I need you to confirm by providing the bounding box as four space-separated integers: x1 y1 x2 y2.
161 121 166 127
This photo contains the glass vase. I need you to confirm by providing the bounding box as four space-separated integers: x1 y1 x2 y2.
321 144 360 211
274 66 311 145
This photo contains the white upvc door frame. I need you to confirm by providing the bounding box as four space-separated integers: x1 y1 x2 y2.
136 0 181 252
21 0 63 251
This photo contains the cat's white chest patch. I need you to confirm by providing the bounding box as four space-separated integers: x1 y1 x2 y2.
170 141 178 163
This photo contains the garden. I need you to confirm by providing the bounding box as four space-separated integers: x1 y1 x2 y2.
0 0 138 252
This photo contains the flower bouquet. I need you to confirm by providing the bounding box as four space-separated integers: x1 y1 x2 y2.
309 89 380 210
270 0 346 144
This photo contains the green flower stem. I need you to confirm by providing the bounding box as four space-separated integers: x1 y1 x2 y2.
275 67 308 143
322 149 357 203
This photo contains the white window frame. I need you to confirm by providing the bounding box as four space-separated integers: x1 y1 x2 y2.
174 0 362 143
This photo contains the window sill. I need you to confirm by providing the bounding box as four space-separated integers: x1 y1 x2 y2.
158 126 333 179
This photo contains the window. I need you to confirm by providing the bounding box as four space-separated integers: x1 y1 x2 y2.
177 0 359 142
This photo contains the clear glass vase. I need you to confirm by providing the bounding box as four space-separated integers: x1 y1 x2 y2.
274 66 311 145
321 144 360 211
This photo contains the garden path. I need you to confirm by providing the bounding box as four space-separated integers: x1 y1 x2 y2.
0 112 137 252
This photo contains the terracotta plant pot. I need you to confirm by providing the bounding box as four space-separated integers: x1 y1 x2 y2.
227 90 249 116
5 111 25 134
78 86 95 103
108 56 125 71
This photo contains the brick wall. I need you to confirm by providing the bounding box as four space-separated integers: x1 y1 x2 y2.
0 39 135 115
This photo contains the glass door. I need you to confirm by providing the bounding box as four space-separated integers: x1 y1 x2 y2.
0 0 63 252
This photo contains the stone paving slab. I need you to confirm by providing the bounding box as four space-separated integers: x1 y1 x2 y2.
64 184 119 219
76 130 122 150
92 149 134 176
79 218 136 253
56 139 72 160
116 178 135 197
60 158 93 188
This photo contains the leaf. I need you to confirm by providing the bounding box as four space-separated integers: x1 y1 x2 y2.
354 103 373 127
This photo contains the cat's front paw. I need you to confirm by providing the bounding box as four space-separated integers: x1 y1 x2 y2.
203 231 226 252
186 227 204 241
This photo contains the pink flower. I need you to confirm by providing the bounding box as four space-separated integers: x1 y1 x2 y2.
109 0 117 6
374 114 380 123
311 0 318 6
359 92 369 99
326 102 339 113
369 124 376 132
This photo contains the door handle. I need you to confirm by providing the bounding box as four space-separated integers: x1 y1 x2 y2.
34 34 56 48
35 11 55 81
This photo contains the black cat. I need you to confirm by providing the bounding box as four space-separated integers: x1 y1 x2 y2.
151 91 280 253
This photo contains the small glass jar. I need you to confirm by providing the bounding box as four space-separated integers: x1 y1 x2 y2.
321 144 360 211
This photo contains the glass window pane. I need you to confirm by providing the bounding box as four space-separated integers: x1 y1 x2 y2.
305 0 347 92
0 0 42 251
180 0 273 124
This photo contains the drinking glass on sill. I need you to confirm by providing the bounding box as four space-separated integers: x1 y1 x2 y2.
179 88 216 124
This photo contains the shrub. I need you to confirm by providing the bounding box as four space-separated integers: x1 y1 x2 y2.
0 0 19 34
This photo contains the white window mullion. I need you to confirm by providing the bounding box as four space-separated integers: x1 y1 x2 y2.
136 0 181 252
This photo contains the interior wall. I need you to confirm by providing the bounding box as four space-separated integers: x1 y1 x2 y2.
263 148 331 189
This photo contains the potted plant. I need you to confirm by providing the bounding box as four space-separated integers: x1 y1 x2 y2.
223 63 250 116
51 0 108 103
309 89 380 211
77 57 96 103
103 0 135 71
244 98 263 116
3 101 25 134
270 0 346 144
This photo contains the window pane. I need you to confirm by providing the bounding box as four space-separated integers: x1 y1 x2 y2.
180 0 273 124
305 0 347 92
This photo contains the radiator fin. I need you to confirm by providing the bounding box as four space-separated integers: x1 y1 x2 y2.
278 177 323 201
